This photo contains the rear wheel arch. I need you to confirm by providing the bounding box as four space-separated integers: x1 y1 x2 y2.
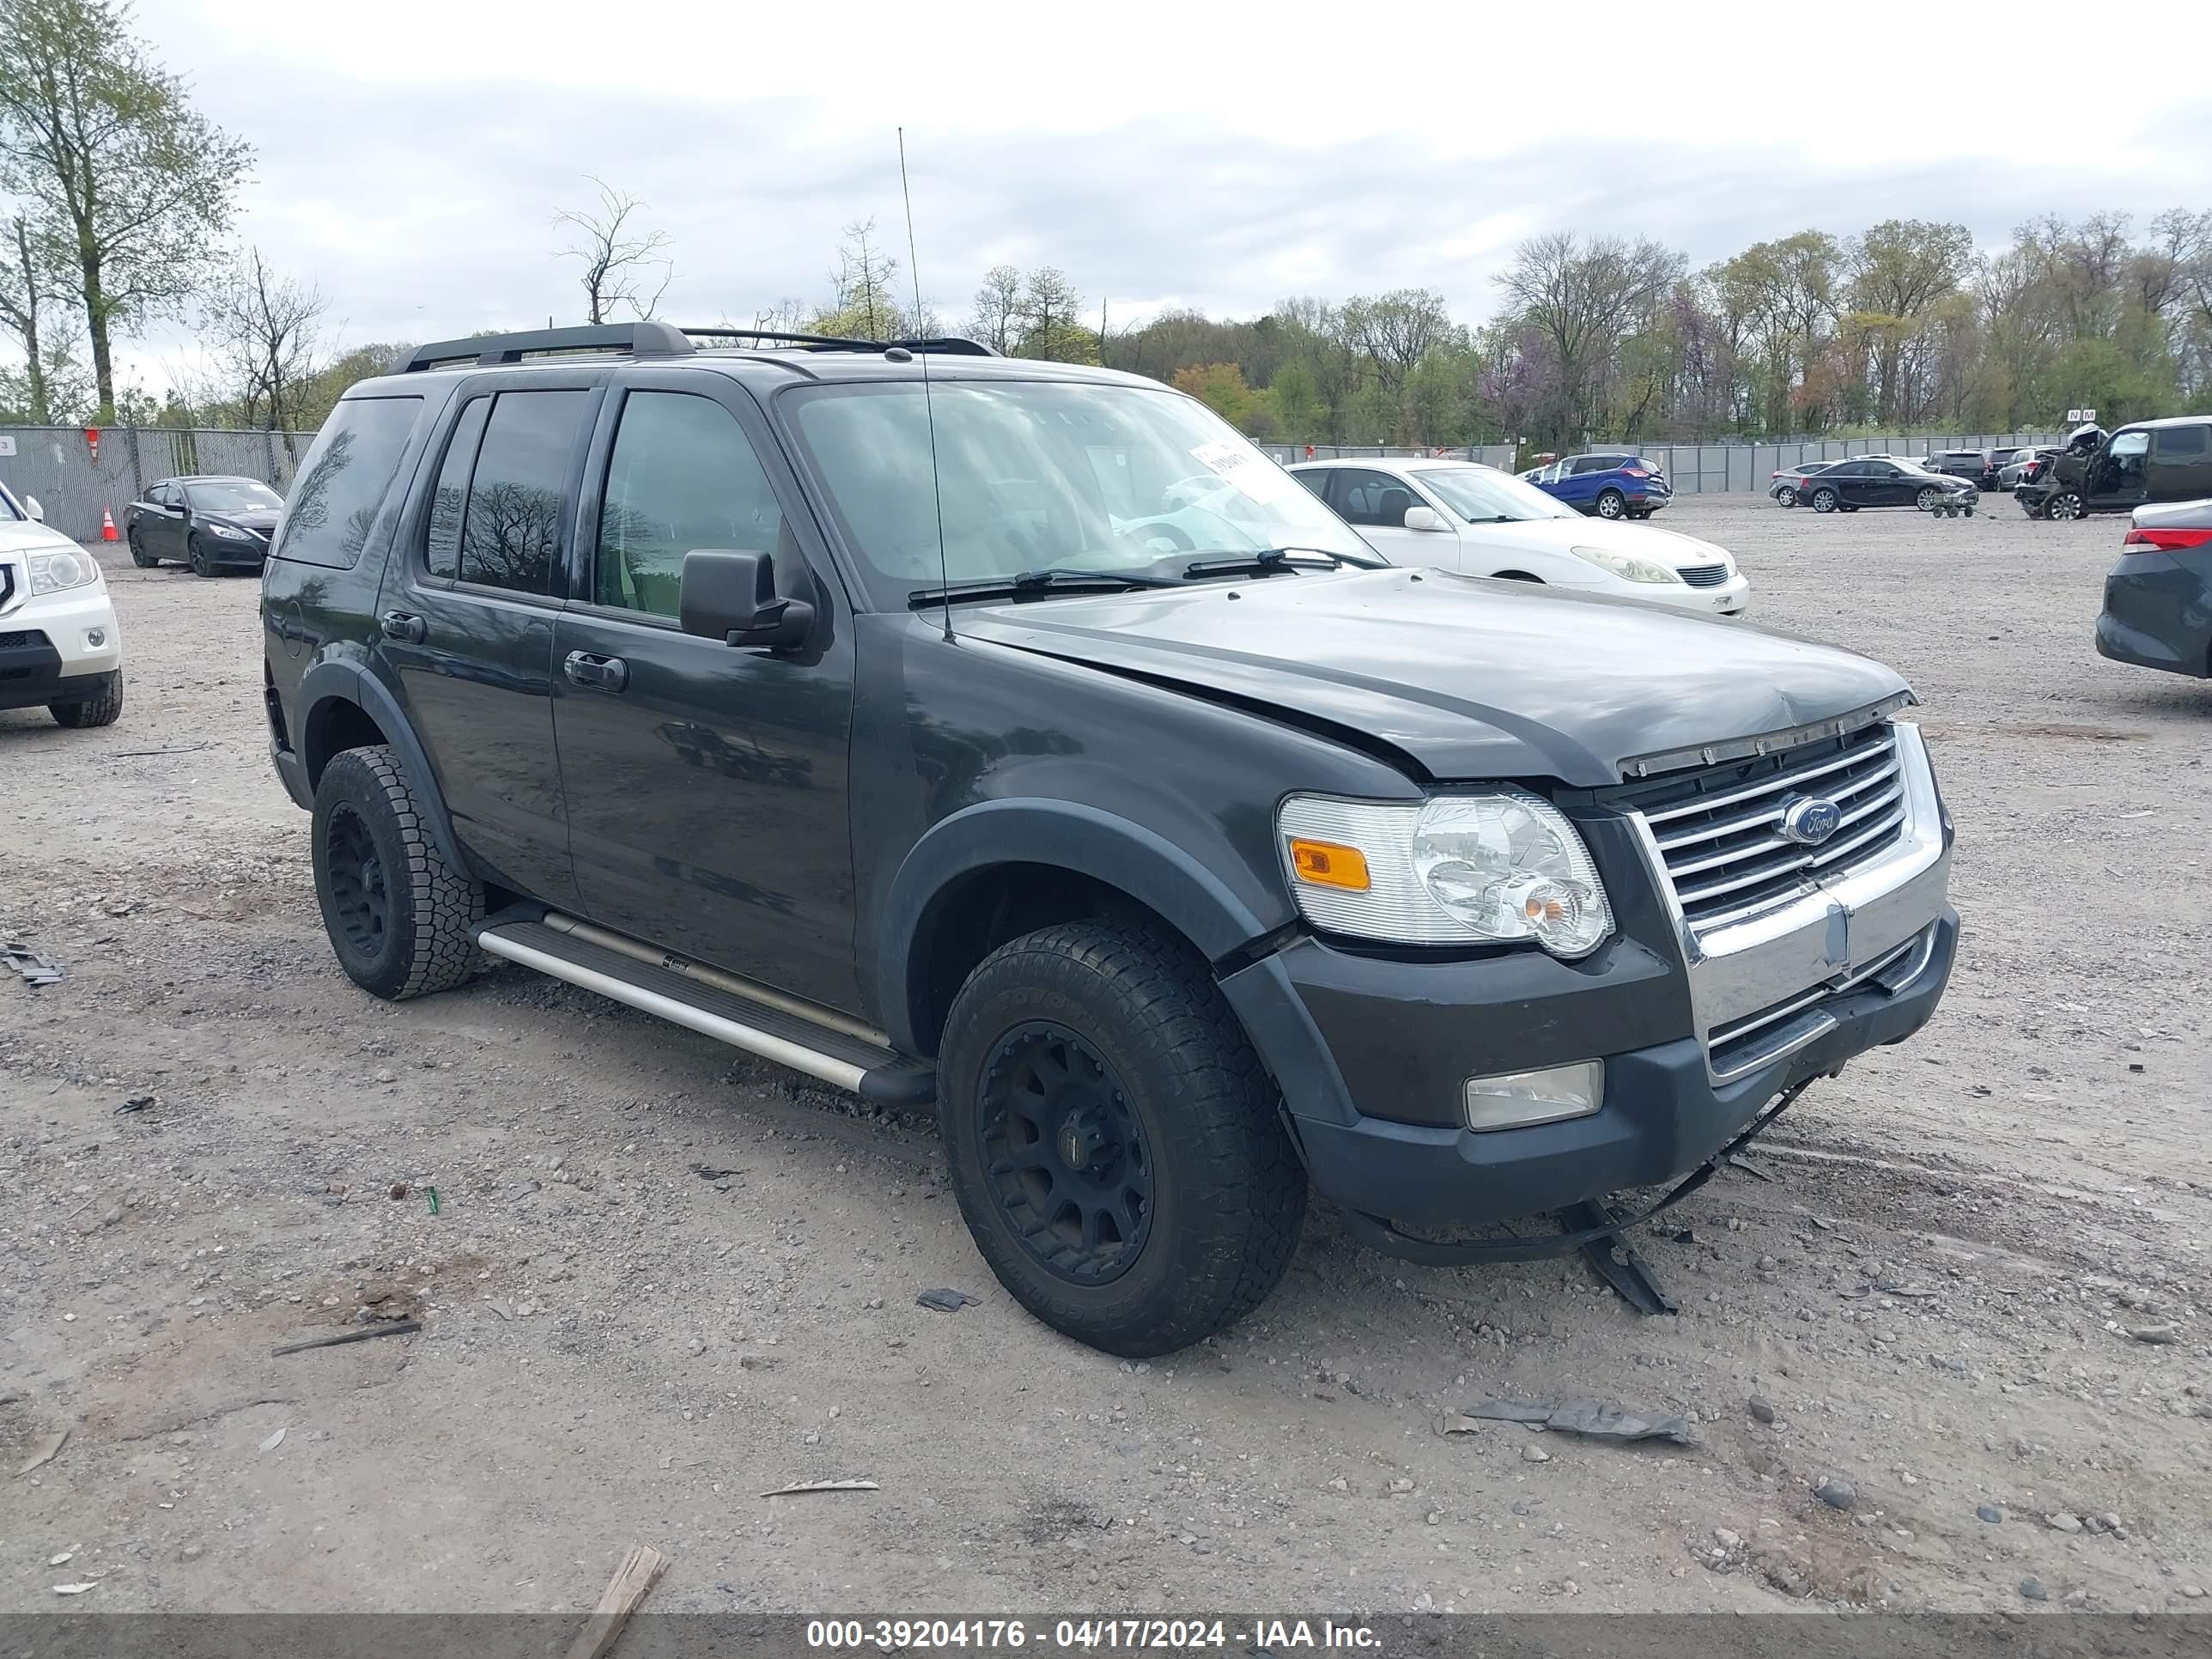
294 660 470 878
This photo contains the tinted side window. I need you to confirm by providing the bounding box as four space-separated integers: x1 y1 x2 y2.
147 483 171 507
596 392 784 619
1293 471 1329 501
424 396 491 580
2152 424 2209 459
274 397 423 569
456 390 589 596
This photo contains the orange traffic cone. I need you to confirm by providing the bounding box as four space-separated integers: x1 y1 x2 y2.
100 507 118 542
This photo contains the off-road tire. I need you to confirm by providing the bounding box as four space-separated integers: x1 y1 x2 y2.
1594 488 1626 520
128 530 156 568
312 744 483 1000
938 917 1307 1356
50 671 123 727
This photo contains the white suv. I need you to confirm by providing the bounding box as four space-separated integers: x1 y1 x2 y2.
1290 458 1750 617
0 478 124 727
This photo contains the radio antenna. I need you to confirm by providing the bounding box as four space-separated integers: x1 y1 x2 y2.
897 126 954 644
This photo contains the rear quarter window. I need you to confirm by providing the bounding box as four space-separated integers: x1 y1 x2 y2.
271 396 425 569
2152 423 2209 459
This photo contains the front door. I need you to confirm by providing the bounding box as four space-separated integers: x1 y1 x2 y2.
1859 461 1911 506
376 381 598 907
552 378 862 1014
1327 468 1455 569
2087 429 2152 511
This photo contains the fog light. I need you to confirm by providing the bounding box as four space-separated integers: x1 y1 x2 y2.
1462 1060 1604 1132
83 627 107 649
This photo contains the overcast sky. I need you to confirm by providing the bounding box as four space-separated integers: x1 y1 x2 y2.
117 0 2212 389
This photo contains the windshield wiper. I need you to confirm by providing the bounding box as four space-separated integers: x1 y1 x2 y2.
1179 546 1379 579
908 567 1180 607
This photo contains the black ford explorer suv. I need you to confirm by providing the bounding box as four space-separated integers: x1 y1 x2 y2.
261 321 1958 1356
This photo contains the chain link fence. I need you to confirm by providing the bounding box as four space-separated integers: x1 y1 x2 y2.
0 425 309 542
1258 433 2063 492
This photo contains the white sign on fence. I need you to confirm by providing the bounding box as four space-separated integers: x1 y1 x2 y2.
0 435 15 457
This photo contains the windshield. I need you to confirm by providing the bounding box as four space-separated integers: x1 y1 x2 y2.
787 380 1372 605
186 479 284 514
1412 465 1577 523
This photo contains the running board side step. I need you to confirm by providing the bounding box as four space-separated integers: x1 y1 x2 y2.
473 915 934 1106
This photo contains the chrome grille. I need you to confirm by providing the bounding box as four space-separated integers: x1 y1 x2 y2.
1676 563 1730 588
1615 720 1908 931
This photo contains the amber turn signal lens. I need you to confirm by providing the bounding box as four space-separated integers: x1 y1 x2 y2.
1288 838 1370 891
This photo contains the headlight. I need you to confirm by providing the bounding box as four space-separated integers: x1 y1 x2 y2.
1570 545 1681 585
1278 789 1613 957
27 548 101 594
210 521 252 540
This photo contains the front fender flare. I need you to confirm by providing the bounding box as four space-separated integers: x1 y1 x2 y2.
876 799 1277 1056
295 658 468 876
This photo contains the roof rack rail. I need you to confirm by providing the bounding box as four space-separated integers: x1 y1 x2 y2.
393 321 696 374
680 327 1000 357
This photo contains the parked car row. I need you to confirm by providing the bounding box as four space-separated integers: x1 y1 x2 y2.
1769 455 1979 514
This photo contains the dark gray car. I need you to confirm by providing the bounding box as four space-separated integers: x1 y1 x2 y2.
2095 498 2212 678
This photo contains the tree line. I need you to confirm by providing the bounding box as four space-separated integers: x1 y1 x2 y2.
6 0 2208 448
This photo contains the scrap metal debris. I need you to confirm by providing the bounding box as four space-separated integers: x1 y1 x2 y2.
689 1164 744 1182
271 1318 422 1357
3 939 64 987
915 1288 979 1313
1461 1398 1701 1447
1433 1413 1484 1437
116 1095 154 1115
762 1478 879 1498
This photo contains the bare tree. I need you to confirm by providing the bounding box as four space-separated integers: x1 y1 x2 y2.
1496 232 1684 441
553 176 674 325
200 247 328 431
968 264 1022 353
1 210 71 422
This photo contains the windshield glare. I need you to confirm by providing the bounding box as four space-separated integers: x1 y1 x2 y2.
1413 465 1577 523
789 380 1372 604
188 480 284 514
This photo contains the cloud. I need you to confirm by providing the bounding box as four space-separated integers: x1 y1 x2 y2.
101 0 2212 388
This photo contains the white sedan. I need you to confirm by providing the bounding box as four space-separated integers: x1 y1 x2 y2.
1288 458 1749 617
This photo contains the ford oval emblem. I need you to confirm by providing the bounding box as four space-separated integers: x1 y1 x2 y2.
1780 795 1844 847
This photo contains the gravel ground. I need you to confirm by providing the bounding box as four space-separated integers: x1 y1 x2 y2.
3 494 2209 1619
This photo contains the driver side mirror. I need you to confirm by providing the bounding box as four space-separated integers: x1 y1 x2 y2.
1401 505 1449 532
678 549 814 649
23 495 43 522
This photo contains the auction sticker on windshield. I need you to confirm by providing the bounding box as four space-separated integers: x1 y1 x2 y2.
1188 439 1292 504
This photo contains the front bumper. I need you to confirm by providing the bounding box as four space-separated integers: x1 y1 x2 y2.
1221 721 1954 1241
0 582 121 708
200 533 270 568
1647 574 1749 617
2095 551 2212 678
1274 912 1954 1230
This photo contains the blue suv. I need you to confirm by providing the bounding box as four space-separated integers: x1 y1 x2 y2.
1522 453 1671 520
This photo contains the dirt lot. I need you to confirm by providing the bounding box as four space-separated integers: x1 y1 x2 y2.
3 494 2209 1620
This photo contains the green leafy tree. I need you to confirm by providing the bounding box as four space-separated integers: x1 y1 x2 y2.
1171 362 1260 429
0 0 252 418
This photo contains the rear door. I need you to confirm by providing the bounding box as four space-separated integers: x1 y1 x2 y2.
2148 422 2212 503
145 483 187 558
376 379 599 906
551 374 863 1012
1327 467 1453 568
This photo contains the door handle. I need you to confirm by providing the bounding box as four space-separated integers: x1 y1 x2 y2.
380 611 426 644
563 650 629 692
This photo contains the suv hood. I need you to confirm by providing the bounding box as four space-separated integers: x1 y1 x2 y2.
0 517 80 558
958 568 1906 785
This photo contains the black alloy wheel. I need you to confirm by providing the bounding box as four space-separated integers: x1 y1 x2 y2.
977 1022 1154 1285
